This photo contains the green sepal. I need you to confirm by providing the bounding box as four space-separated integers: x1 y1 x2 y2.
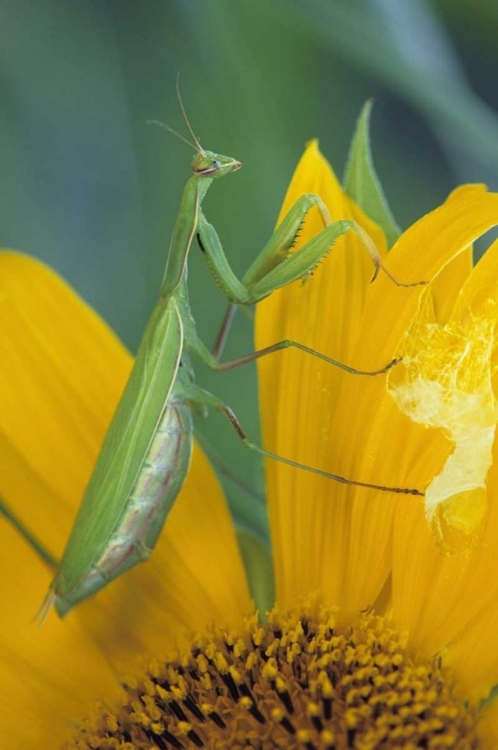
344 100 400 249
480 682 498 709
0 497 58 570
236 528 275 621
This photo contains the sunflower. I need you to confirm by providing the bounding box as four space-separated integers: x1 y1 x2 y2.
2 141 498 749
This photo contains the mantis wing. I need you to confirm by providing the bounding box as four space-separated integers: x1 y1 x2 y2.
53 298 183 598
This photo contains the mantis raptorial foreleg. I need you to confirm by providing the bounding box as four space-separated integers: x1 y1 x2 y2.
193 194 423 376
197 193 424 309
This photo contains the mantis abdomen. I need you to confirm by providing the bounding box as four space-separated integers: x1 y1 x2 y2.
103 399 193 562
55 398 193 615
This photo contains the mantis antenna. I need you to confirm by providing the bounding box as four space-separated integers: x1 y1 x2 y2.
175 72 204 153
147 73 205 155
147 120 201 152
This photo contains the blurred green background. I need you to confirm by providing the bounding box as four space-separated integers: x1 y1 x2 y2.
2 0 498 536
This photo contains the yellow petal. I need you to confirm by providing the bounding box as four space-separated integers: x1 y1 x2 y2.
390 238 498 655
321 185 498 622
0 251 133 556
256 154 498 623
477 698 498 750
0 517 122 749
444 591 498 705
0 252 251 747
389 242 498 554
255 142 393 616
429 245 472 324
391 454 498 657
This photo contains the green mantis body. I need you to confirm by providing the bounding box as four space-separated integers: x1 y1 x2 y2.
47 137 423 617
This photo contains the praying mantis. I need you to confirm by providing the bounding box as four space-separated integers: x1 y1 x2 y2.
40 96 424 618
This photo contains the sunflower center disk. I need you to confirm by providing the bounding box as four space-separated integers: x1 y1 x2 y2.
68 609 480 749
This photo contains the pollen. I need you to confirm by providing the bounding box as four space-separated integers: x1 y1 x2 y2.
388 289 498 553
65 606 480 749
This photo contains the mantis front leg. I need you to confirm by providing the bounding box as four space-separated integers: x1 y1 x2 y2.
193 193 420 375
197 193 425 311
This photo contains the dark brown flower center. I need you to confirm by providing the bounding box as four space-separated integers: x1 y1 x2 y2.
66 608 481 749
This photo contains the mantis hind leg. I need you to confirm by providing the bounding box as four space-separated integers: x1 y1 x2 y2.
212 340 399 376
188 386 423 498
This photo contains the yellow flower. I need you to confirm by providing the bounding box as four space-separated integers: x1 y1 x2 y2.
2 141 498 748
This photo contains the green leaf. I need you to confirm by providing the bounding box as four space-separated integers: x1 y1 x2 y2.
344 101 400 249
237 528 275 620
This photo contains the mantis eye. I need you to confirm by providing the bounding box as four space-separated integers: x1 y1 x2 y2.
212 159 221 169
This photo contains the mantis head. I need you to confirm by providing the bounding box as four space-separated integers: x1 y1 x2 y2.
148 78 242 178
191 150 242 178
154 77 242 178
